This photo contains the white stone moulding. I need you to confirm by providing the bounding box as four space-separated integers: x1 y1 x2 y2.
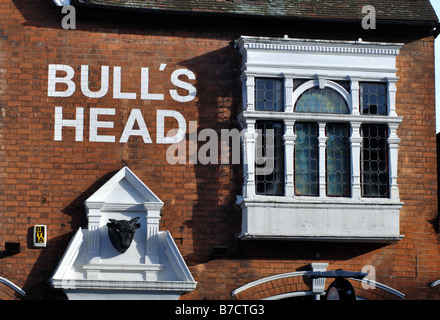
236 35 404 242
50 166 197 300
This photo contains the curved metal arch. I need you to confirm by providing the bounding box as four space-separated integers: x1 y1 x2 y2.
430 279 440 288
0 276 26 297
230 271 405 300
288 79 352 113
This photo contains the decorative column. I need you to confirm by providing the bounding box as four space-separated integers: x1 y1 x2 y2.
85 202 104 265
350 122 362 200
144 202 163 265
310 262 329 300
242 119 258 198
387 78 398 117
284 76 294 112
388 123 401 201
350 78 360 115
283 120 296 197
241 74 255 111
318 122 327 198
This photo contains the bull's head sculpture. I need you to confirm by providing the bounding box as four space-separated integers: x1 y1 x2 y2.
107 217 141 254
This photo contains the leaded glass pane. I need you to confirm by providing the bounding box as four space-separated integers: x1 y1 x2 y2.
295 87 349 114
295 123 319 196
255 121 285 196
360 82 388 115
326 123 351 197
255 78 284 112
361 124 389 198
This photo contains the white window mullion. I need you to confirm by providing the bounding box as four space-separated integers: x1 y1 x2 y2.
241 74 255 111
283 120 296 197
387 78 398 117
318 122 327 198
242 119 257 197
284 77 294 112
350 78 360 115
350 122 362 199
388 123 400 200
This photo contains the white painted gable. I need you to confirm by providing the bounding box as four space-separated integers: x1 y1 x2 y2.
50 167 197 300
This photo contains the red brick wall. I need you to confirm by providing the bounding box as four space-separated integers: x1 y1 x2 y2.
0 0 438 300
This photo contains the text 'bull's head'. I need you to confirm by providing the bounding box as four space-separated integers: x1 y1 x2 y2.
107 217 141 254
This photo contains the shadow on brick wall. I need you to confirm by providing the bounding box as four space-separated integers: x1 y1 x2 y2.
21 170 119 299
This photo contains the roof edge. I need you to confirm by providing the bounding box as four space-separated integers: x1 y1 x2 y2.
71 0 439 27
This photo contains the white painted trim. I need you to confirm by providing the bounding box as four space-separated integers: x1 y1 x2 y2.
164 231 196 283
85 166 163 206
289 79 351 113
51 228 84 282
50 167 196 299
237 36 402 56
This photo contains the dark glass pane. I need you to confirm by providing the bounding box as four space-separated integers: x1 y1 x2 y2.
360 82 388 115
295 87 349 114
361 124 389 198
255 121 285 196
326 123 351 197
255 78 284 112
295 123 319 196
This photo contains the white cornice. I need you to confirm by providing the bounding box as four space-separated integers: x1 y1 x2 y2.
237 36 403 56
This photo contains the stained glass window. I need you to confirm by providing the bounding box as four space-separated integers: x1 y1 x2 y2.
295 123 319 196
255 121 285 196
361 124 389 198
326 124 351 197
295 87 349 114
360 82 387 115
255 78 284 112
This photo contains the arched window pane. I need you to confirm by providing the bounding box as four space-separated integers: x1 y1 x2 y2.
295 87 349 114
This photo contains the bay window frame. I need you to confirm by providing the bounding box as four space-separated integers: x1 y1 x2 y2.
236 36 404 242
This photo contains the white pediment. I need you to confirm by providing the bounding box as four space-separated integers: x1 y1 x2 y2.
50 167 197 300
85 166 163 206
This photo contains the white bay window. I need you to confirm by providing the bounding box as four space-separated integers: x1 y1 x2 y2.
236 36 403 242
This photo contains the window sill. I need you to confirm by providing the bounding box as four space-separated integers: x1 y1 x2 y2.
238 196 403 243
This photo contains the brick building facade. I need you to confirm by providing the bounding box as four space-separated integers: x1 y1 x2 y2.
0 0 439 300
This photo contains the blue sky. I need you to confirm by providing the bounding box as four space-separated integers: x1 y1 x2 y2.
430 0 440 132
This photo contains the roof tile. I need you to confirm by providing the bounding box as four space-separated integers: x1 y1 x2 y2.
74 0 439 22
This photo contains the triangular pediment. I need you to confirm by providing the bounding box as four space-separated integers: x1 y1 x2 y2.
50 167 196 300
85 167 163 207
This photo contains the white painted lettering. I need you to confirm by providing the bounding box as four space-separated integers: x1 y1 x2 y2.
156 110 186 144
113 66 137 100
54 106 84 141
119 109 152 143
80 65 109 98
48 64 76 97
141 68 164 100
169 69 197 103
89 108 115 142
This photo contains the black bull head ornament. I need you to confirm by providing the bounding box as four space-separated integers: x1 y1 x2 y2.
107 217 141 254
